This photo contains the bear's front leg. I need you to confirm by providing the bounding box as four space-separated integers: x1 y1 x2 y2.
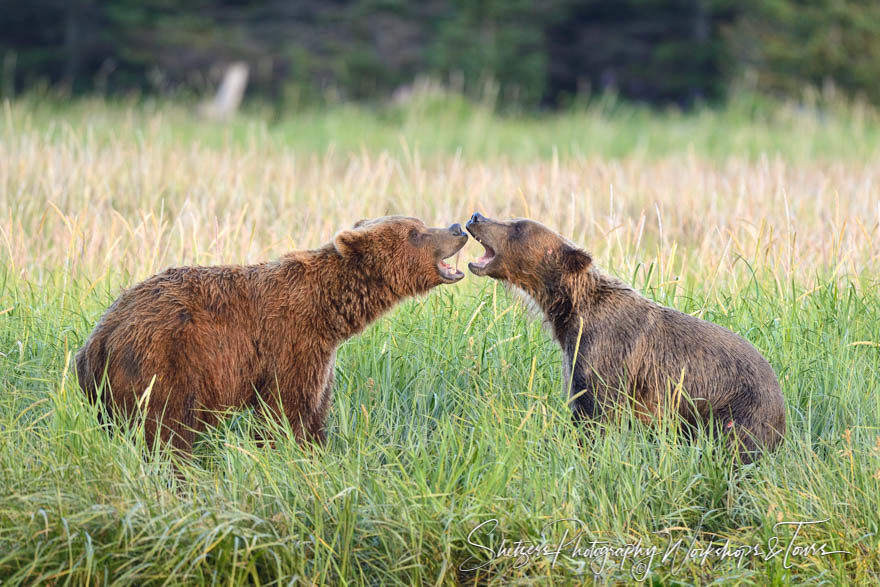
303 352 336 445
255 356 333 445
305 377 334 445
568 367 603 424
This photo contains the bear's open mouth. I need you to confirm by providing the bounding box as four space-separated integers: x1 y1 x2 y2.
437 252 464 282
468 237 496 273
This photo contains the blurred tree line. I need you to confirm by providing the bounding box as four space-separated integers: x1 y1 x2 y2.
1 0 879 107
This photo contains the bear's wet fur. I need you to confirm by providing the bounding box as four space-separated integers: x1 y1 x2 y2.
466 213 785 463
76 216 468 451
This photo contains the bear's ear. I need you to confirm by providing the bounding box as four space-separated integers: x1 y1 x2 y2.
334 228 369 256
560 244 591 273
352 218 369 228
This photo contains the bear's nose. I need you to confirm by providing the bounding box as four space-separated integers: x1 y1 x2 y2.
449 223 465 237
467 212 485 226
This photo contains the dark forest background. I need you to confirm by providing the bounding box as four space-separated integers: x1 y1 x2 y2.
2 0 879 108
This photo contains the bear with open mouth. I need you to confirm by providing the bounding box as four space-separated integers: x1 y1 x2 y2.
76 216 468 452
466 212 785 463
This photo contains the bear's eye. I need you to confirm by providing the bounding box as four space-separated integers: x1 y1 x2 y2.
511 222 525 239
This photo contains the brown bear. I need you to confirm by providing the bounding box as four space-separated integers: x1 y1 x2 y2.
76 216 468 452
465 212 785 463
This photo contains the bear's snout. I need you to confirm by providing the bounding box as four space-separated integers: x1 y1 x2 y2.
467 212 487 226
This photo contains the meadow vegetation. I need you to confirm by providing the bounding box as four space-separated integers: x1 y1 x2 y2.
1 93 879 583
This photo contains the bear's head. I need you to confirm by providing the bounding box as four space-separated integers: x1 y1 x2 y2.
465 212 592 291
334 216 468 294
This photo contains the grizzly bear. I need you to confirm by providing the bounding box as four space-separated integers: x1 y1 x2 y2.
465 212 785 462
76 216 468 452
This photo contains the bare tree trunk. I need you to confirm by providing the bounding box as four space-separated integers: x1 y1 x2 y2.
199 62 250 120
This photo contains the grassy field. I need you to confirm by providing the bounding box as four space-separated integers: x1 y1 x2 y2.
1 93 879 584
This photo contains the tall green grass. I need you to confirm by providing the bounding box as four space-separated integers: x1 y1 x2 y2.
1 266 878 584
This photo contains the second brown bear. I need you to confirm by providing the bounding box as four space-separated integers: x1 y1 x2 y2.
466 212 785 462
76 216 468 451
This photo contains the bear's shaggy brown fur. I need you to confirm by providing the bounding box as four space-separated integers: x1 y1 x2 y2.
466 213 785 462
76 216 468 451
